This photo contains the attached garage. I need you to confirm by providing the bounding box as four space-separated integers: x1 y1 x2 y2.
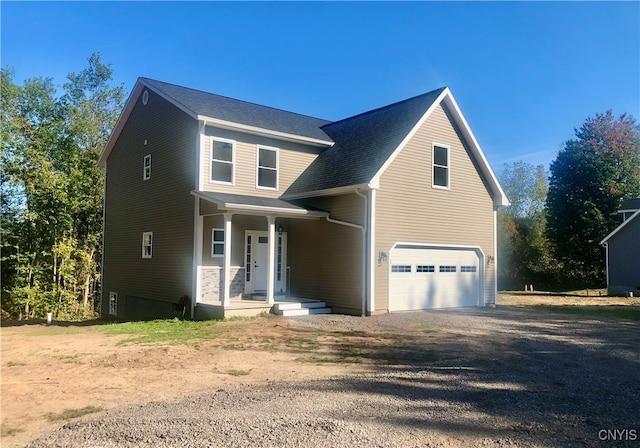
389 245 483 311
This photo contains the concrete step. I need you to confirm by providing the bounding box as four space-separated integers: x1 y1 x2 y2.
275 301 327 311
276 307 332 316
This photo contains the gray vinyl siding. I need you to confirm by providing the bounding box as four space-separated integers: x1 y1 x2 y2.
288 194 365 314
201 214 267 268
375 102 496 311
102 88 197 319
201 126 320 197
607 217 640 295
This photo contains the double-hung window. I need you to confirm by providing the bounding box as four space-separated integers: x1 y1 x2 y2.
432 144 449 189
109 292 118 315
257 145 278 189
142 232 153 258
143 155 151 180
212 229 224 257
211 138 234 184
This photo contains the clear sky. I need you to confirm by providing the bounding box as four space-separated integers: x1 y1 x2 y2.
2 1 638 173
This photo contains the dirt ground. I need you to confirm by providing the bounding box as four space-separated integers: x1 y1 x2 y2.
2 293 639 448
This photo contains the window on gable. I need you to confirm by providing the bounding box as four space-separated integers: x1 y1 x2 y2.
257 146 278 189
212 229 224 257
211 138 234 184
109 292 118 315
142 232 153 258
433 144 449 188
143 154 151 180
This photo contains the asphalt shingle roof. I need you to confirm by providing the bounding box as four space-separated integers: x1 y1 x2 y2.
141 78 333 143
284 87 446 196
192 191 328 215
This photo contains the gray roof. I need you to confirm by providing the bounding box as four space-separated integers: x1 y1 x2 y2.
620 198 640 212
142 78 333 143
192 191 328 216
284 87 446 196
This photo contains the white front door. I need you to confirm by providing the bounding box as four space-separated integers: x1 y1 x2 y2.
245 231 287 293
253 234 270 291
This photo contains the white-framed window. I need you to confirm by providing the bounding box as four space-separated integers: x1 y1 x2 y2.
210 137 235 184
439 265 457 273
143 154 151 180
212 228 224 257
256 145 278 190
416 265 435 273
432 143 450 189
142 232 153 258
461 266 477 273
109 292 117 315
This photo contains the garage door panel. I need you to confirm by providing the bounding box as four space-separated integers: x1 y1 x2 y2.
389 246 480 311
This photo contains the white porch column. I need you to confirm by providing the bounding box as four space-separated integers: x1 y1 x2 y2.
266 216 276 304
222 213 233 307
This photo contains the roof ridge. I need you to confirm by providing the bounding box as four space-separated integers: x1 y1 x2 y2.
140 77 332 124
322 86 447 129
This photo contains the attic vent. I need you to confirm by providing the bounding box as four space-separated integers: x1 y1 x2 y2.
142 90 149 105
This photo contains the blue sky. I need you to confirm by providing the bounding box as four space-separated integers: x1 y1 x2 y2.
2 1 638 173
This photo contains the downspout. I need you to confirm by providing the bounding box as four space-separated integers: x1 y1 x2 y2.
355 189 368 317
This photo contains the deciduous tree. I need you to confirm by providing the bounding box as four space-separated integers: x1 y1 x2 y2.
546 111 640 286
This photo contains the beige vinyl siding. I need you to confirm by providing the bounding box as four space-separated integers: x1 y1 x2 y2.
102 88 197 318
202 127 321 197
288 194 365 314
375 102 495 311
299 193 365 225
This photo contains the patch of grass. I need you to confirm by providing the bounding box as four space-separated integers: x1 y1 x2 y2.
25 328 85 336
412 324 441 333
285 335 321 351
537 306 640 321
100 318 222 345
1 424 23 437
56 354 83 364
6 361 26 367
45 405 103 422
224 369 251 376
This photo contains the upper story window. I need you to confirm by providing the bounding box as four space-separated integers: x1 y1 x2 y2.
257 145 278 189
142 231 153 258
432 144 450 189
143 154 151 180
211 137 235 184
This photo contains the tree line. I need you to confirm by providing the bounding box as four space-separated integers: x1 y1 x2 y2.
2 55 639 319
498 111 640 291
1 54 124 319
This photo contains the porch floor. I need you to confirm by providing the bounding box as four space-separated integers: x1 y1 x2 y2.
194 297 326 320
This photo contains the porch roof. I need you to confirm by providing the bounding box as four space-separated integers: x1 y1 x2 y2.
192 191 329 217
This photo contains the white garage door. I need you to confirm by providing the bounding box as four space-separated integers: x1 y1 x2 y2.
389 246 481 311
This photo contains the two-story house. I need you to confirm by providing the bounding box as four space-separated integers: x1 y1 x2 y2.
98 78 508 320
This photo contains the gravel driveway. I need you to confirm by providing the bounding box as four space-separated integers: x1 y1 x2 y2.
27 306 640 447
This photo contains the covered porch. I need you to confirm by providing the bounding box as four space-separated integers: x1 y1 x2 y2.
191 191 332 318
